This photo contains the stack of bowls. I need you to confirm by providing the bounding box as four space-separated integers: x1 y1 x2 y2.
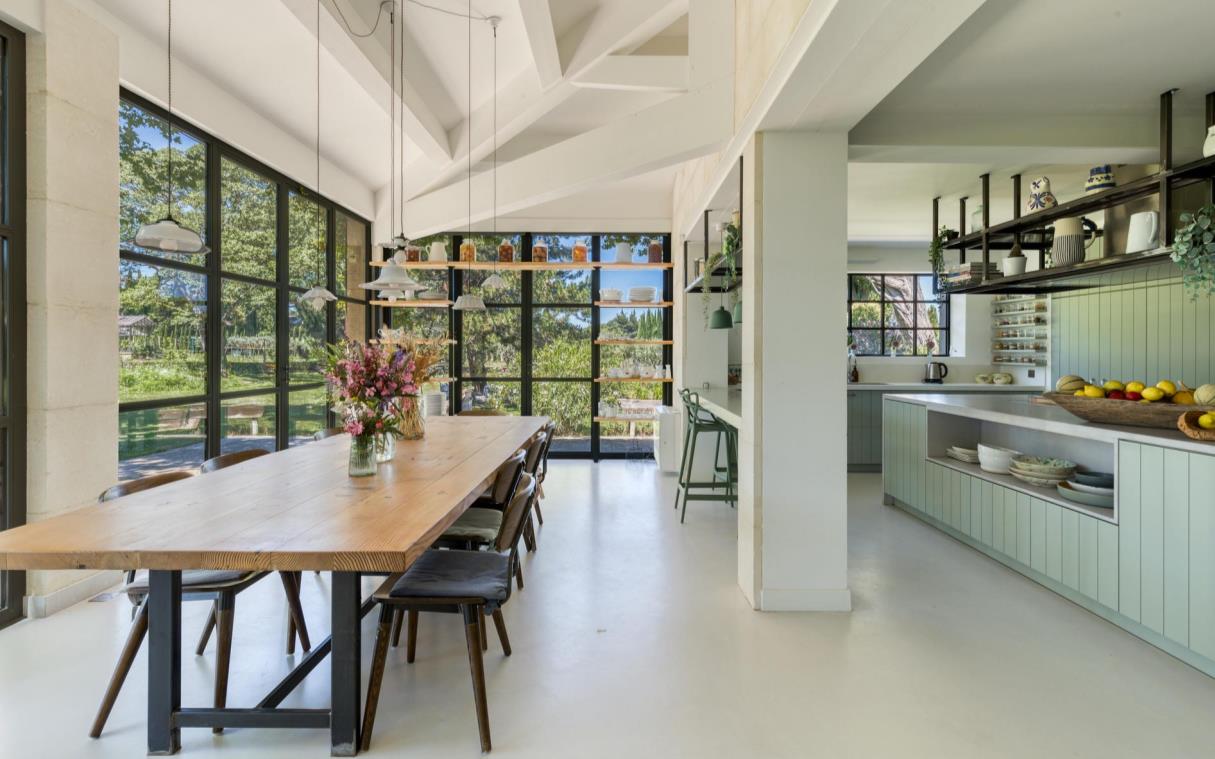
600 288 623 303
1057 471 1114 509
977 444 1020 474
1008 455 1077 487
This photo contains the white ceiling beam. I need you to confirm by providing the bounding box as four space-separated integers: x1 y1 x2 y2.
404 76 731 237
517 0 562 90
570 55 688 93
418 0 688 195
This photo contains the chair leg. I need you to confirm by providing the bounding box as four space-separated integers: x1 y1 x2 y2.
514 561 524 590
673 420 692 510
358 606 394 753
477 606 488 652
280 571 311 654
212 592 236 734
89 599 149 738
533 500 544 525
522 515 537 552
389 608 404 648
680 425 700 524
406 609 419 664
195 601 217 656
462 606 492 753
491 609 511 656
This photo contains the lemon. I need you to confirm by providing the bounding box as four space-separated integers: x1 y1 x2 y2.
1125 381 1146 393
1083 385 1105 398
1199 413 1215 430
1074 389 1085 396
1174 390 1197 405
1103 380 1125 392
1141 387 1165 402
1156 380 1177 397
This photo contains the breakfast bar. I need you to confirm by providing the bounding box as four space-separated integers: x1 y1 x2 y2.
883 392 1215 677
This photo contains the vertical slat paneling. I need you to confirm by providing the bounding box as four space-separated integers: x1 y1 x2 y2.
1118 442 1142 622
1046 504 1062 582
981 481 994 547
1061 509 1080 590
1110 286 1123 378
1140 445 1166 634
1163 449 1190 643
1145 283 1158 381
1078 515 1099 601
992 484 1006 555
1017 492 1031 566
1169 281 1183 382
1004 485 1017 559
1189 451 1215 661
970 477 982 540
1030 498 1047 573
1098 521 1119 610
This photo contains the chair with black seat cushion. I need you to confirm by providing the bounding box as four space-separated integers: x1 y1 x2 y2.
90 470 270 738
360 474 537 753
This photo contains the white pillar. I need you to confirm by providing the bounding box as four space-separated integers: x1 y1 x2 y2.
25 0 121 615
740 131 850 611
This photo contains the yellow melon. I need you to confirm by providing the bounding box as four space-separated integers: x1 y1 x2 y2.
1056 374 1086 393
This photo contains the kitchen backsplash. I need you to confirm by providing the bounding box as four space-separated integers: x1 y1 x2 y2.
1051 263 1215 387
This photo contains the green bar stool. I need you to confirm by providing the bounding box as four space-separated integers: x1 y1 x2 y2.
673 388 738 523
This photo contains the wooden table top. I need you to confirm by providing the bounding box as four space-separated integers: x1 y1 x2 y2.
0 416 547 573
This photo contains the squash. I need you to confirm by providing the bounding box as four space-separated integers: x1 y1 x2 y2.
1195 383 1215 406
1055 374 1086 393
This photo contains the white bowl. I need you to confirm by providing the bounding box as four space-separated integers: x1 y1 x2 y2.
600 288 622 302
1002 256 1027 276
977 443 1020 473
628 286 657 302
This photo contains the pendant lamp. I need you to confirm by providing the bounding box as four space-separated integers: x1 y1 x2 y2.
481 17 507 292
300 0 337 311
134 0 209 255
731 299 742 325
709 305 734 330
452 3 486 312
361 250 424 301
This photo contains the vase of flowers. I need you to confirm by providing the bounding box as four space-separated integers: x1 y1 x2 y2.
376 432 396 463
326 341 419 476
386 336 446 440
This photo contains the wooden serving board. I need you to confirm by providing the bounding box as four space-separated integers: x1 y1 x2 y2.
1045 391 1215 429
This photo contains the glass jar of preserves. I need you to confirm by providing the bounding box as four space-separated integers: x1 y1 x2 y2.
572 239 589 263
459 240 476 262
647 239 663 263
498 238 515 262
532 240 548 262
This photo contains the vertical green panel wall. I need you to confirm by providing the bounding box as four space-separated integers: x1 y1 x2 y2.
1051 267 1215 385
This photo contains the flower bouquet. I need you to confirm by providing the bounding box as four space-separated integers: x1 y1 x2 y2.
326 340 419 476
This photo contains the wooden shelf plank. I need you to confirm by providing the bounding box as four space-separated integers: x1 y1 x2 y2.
368 260 450 269
594 377 672 383
942 249 1173 295
370 299 453 308
370 337 456 346
368 260 672 270
595 301 672 308
597 262 672 270
593 339 673 345
593 416 657 423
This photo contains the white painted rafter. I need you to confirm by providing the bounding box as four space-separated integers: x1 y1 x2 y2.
517 0 562 90
570 55 688 93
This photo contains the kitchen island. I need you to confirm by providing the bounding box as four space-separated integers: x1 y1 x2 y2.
883 392 1215 678
695 387 741 428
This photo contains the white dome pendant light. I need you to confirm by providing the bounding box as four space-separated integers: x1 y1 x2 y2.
134 0 209 255
481 17 507 292
300 0 338 312
453 2 486 312
361 2 422 300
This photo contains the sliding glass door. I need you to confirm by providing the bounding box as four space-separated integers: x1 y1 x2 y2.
0 19 25 629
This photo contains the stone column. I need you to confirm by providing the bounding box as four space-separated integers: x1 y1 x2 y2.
24 0 120 615
740 130 850 611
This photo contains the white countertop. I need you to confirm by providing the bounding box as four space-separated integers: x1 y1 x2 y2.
888 392 1215 456
849 383 1044 392
693 387 742 428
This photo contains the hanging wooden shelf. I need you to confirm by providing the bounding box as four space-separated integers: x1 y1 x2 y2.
594 301 672 308
368 260 672 271
594 339 673 346
370 299 453 308
594 377 673 383
593 416 657 423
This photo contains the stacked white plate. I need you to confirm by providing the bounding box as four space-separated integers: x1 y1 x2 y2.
946 445 980 464
1007 455 1077 488
628 286 657 303
423 391 445 416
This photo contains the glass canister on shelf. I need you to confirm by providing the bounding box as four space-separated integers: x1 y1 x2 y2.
405 243 422 262
459 239 476 262
572 239 589 263
532 239 549 262
647 239 663 263
497 238 515 263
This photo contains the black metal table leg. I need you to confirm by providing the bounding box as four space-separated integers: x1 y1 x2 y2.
330 572 361 756
148 570 182 755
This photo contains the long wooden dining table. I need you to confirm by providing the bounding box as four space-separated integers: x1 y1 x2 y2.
0 415 547 756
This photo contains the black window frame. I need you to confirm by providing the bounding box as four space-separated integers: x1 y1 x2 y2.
118 89 373 479
847 272 949 357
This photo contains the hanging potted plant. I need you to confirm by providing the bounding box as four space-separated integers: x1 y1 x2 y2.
927 226 956 277
1171 204 1215 300
702 220 741 328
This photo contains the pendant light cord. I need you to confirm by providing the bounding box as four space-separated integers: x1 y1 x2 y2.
399 0 405 240
389 1 396 248
316 0 325 286
466 0 472 274
165 0 174 220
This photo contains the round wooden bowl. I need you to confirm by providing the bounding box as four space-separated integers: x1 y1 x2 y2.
1178 411 1215 442
1044 391 1215 430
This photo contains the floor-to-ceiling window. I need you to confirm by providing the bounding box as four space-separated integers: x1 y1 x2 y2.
118 92 371 479
0 19 25 629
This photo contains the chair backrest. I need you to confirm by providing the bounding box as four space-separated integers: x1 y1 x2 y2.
200 448 270 473
314 427 345 441
523 430 546 474
490 449 528 505
678 387 716 425
99 470 194 503
539 421 556 480
495 473 537 553
458 408 507 417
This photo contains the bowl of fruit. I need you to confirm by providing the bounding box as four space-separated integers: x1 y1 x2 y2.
1178 410 1215 442
1046 375 1215 430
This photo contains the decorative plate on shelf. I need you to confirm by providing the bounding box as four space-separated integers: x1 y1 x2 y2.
1009 455 1077 477
1057 481 1114 509
1008 468 1070 488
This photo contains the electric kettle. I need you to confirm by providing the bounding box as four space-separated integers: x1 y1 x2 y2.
924 361 948 384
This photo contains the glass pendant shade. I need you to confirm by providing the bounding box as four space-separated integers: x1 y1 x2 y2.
709 305 734 330
135 217 210 254
378 288 406 302
452 293 486 312
300 285 338 311
482 272 506 290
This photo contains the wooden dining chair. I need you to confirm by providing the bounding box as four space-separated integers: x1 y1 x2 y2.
91 470 270 738
197 448 313 655
314 427 344 440
458 408 506 416
361 474 538 754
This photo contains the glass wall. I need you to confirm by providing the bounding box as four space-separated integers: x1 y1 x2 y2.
118 93 371 479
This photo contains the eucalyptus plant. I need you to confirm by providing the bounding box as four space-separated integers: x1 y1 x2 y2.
928 226 955 277
1171 204 1215 300
701 220 741 326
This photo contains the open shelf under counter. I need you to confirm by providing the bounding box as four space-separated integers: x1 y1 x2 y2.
927 455 1116 524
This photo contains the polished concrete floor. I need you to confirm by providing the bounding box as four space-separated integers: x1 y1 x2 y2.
2 465 1215 757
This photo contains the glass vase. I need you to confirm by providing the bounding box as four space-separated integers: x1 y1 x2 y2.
348 435 377 477
400 396 426 440
376 432 396 463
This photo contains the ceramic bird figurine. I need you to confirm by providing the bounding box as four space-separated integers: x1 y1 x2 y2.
1025 176 1058 212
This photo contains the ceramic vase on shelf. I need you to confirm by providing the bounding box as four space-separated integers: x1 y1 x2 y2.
1025 176 1058 213
427 240 447 262
349 435 377 477
399 396 425 440
376 432 396 463
1204 126 1215 158
1085 165 1115 193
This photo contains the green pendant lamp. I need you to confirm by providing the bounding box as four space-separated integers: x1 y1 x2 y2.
731 300 742 325
709 304 733 329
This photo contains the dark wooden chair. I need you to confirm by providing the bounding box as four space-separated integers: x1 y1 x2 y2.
458 408 506 416
314 427 345 440
200 447 270 473
360 474 538 753
91 470 270 738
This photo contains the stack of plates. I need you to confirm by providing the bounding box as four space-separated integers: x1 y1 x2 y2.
628 286 657 303
1057 473 1114 509
946 445 979 464
1008 455 1077 487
